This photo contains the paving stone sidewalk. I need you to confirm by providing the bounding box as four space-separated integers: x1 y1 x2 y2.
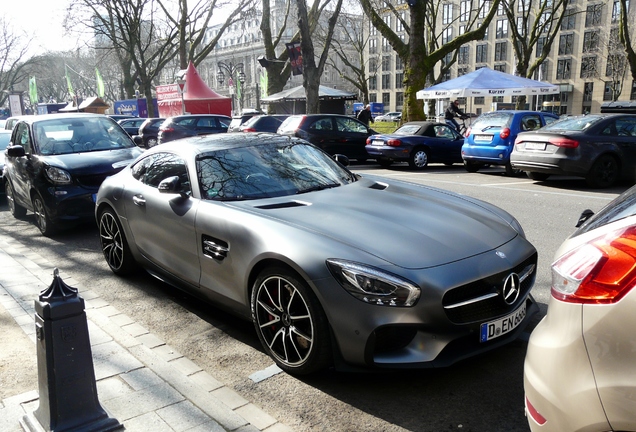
0 233 292 432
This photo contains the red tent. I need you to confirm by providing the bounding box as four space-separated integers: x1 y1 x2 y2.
157 62 232 117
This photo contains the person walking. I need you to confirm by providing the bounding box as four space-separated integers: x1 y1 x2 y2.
445 100 466 132
357 104 374 126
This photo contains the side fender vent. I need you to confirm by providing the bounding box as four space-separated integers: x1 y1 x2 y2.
202 235 229 261
369 182 389 190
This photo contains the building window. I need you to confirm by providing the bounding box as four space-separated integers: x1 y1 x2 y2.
582 31 599 53
369 39 377 54
495 41 507 61
581 56 597 78
382 74 391 89
558 34 574 55
443 4 453 24
442 52 453 66
476 44 488 63
537 37 546 57
396 92 404 108
518 0 529 12
460 1 470 21
630 81 636 100
606 54 625 77
382 56 391 72
370 23 377 36
611 0 621 23
382 37 391 52
517 17 525 34
396 57 404 70
459 46 470 64
459 25 467 35
382 92 391 105
494 64 506 73
492 96 504 103
369 76 377 90
556 59 571 79
585 4 603 27
533 61 549 81
369 57 378 74
396 72 404 88
442 28 453 44
397 12 405 32
561 9 576 30
583 82 594 102
475 97 485 104
478 0 492 18
496 19 508 38
370 93 377 103
441 69 452 81
458 66 469 76
603 81 614 101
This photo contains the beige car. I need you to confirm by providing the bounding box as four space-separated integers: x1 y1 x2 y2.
524 188 636 431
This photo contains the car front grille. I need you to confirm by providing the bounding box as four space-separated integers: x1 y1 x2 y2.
442 253 537 324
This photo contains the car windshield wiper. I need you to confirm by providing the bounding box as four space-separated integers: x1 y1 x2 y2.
296 182 340 194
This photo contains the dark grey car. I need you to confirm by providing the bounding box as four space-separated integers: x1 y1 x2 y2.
158 114 230 144
95 133 538 374
511 114 636 188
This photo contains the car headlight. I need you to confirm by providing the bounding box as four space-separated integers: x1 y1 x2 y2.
326 259 421 307
44 166 72 185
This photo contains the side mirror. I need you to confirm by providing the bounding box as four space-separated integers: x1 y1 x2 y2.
333 154 350 167
158 176 189 198
7 145 26 158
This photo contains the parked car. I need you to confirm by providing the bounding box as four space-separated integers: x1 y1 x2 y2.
365 121 464 169
158 114 230 144
228 110 262 132
107 114 136 122
238 115 289 133
511 114 636 188
133 117 164 148
461 110 559 176
375 112 402 122
277 114 376 161
0 129 11 189
95 133 538 374
524 185 636 431
4 115 34 131
117 117 146 137
4 113 142 236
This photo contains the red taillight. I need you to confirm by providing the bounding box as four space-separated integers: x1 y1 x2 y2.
242 128 257 133
160 126 174 133
499 127 511 139
551 226 636 304
366 138 372 145
386 139 402 147
525 397 547 426
548 137 579 148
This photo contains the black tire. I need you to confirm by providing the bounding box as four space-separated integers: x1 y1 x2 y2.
5 180 27 218
408 147 429 169
251 266 332 375
526 172 551 181
463 160 482 173
98 207 137 275
586 155 619 188
32 194 56 236
505 163 522 177
377 158 393 167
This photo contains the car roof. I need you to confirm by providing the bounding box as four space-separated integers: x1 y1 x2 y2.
16 113 118 125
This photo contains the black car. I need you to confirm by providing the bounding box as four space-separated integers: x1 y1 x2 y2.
277 114 376 161
3 113 142 235
117 118 146 137
158 114 231 144
228 111 262 132
134 117 164 148
238 115 289 133
511 114 636 188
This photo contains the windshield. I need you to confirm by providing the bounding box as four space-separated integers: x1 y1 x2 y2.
394 124 422 135
197 141 357 201
542 115 603 131
472 112 513 129
35 117 135 155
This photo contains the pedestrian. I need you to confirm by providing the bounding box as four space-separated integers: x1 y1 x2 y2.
445 100 466 132
357 104 374 126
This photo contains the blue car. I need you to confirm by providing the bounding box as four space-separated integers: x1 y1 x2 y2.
366 121 464 169
461 111 559 175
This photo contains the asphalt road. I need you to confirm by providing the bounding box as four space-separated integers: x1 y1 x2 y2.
0 163 628 432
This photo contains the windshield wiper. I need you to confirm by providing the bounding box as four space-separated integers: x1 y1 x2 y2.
296 182 340 194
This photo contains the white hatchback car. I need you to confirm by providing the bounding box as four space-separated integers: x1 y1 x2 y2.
375 112 401 122
524 186 636 431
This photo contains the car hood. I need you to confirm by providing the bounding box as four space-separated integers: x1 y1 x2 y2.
41 148 142 174
235 176 519 269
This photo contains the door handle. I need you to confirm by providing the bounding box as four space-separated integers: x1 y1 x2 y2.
132 195 146 206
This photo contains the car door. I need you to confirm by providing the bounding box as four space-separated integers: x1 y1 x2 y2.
123 152 201 286
606 116 636 168
6 122 35 207
305 117 339 154
334 116 371 158
430 124 464 162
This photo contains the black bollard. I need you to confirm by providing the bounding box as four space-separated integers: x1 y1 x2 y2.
21 269 122 432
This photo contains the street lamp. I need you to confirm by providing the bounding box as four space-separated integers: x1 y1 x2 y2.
217 61 245 115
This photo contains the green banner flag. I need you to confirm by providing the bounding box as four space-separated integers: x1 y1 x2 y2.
236 77 242 101
65 66 75 98
95 68 105 98
29 76 38 105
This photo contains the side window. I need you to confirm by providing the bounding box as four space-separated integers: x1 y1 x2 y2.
433 125 455 138
309 119 333 131
521 115 541 131
197 118 213 127
131 154 156 181
336 117 367 133
15 124 33 153
615 117 636 136
142 153 191 193
600 121 617 136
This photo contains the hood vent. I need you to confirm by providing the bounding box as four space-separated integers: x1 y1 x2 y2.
369 182 389 190
255 201 309 210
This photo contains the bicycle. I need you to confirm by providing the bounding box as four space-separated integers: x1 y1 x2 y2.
446 115 470 136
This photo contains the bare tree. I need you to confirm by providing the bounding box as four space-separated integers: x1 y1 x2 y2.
0 18 34 108
618 0 636 82
360 0 500 121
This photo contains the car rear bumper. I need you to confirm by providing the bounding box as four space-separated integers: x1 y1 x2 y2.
462 144 512 165
365 145 411 161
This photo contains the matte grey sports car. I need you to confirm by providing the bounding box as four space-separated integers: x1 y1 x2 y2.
95 133 539 374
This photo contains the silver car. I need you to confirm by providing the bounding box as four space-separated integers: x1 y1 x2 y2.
524 186 636 431
96 133 538 374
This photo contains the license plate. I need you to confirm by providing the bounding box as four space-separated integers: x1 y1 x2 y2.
474 134 492 142
525 142 546 151
372 140 385 146
480 302 526 342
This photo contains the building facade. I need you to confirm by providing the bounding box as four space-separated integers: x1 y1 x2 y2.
366 0 636 116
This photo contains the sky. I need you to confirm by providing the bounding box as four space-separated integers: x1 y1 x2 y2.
4 0 80 55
